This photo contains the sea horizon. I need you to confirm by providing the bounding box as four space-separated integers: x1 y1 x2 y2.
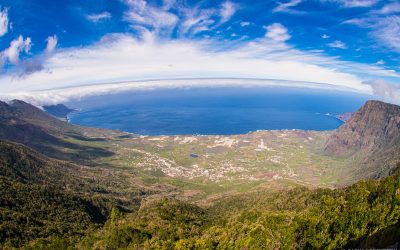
68 86 371 136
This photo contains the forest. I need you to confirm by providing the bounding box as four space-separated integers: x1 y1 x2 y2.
2 163 399 249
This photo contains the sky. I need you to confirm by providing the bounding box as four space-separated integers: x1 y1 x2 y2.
0 0 399 104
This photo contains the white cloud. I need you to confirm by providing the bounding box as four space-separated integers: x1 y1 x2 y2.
0 7 9 37
0 78 368 106
376 60 384 65
342 18 366 26
328 40 347 49
1 33 392 102
364 79 400 104
264 23 291 42
179 8 215 36
123 0 178 33
220 1 237 23
1 35 32 65
345 15 400 53
374 2 400 14
122 0 237 37
340 0 378 7
322 0 379 8
0 1 398 105
371 16 400 52
86 11 112 23
0 35 57 75
321 34 330 39
45 35 58 54
162 0 176 11
273 0 304 13
240 21 250 27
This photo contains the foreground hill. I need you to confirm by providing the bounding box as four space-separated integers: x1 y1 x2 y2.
78 164 400 249
0 140 112 248
324 100 400 181
2 136 397 249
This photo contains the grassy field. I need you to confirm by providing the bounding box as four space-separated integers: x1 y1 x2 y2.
56 128 355 203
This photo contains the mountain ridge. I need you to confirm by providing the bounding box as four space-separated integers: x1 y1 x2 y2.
324 100 400 180
324 100 400 155
0 100 118 165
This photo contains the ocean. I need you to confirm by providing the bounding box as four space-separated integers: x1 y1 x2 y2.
68 87 372 135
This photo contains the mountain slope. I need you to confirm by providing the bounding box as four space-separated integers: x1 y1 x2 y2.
0 139 148 204
0 139 96 190
78 166 400 249
324 100 400 179
324 100 400 156
0 140 112 248
0 100 73 131
0 100 115 165
0 176 108 248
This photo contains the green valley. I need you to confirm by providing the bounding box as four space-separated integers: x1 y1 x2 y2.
0 100 399 249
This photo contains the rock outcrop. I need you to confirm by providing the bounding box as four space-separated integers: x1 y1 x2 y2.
324 100 400 179
324 100 400 156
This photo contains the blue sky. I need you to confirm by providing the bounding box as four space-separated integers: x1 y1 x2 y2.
0 0 399 104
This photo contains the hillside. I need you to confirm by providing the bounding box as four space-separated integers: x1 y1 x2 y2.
324 100 400 180
0 139 173 248
78 166 400 249
0 140 113 248
0 100 120 165
0 139 88 187
324 100 400 156
1 99 400 248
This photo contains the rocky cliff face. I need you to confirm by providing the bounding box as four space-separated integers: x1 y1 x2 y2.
324 100 400 180
324 100 400 156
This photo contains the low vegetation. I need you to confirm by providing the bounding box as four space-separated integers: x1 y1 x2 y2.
1 164 395 249
0 176 110 248
74 165 400 249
